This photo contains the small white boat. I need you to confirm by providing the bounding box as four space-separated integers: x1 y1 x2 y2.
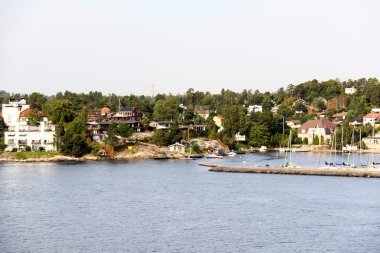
259 146 268 152
227 151 237 157
206 154 224 159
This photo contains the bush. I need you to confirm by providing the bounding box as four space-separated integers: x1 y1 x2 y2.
12 147 17 152
191 144 201 153
25 146 31 152
15 152 27 160
39 147 45 151
90 143 102 156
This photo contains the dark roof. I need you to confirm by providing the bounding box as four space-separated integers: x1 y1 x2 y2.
158 120 175 124
298 119 336 135
196 105 210 111
119 107 135 112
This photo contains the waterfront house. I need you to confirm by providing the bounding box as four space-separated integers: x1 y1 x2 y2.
286 120 301 129
349 119 363 126
87 110 102 121
363 136 380 151
297 118 336 145
363 113 380 126
270 106 279 114
195 105 210 120
213 115 224 133
149 120 175 130
168 142 186 153
332 112 348 122
247 105 263 115
101 106 111 116
192 124 206 134
2 99 56 151
113 107 140 121
344 87 356 95
235 132 246 142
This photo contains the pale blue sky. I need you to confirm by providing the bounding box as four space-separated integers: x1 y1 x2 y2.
0 0 379 95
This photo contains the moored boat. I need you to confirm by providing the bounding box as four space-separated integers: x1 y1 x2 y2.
206 154 224 159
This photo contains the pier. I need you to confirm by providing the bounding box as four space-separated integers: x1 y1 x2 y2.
199 163 380 178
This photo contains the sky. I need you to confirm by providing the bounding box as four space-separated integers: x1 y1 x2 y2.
0 0 379 96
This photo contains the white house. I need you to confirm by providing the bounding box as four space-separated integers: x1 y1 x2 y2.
247 105 262 115
168 142 186 153
371 108 380 113
345 87 356 95
363 136 380 152
195 105 210 120
235 132 246 142
271 106 279 114
297 119 336 145
2 99 56 151
363 113 380 126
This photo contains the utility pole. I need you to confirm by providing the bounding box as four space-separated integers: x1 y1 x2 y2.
151 82 155 98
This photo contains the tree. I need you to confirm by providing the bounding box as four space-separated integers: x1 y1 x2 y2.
312 97 327 111
27 92 47 110
105 122 120 152
117 123 133 138
60 112 89 157
277 104 294 119
0 117 8 151
27 109 43 126
45 99 76 124
153 96 179 121
293 102 308 113
249 125 270 147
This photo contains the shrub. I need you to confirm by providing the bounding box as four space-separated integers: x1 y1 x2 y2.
39 147 45 152
25 146 31 152
15 152 27 160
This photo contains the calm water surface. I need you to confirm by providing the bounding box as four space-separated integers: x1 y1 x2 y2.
1 153 380 252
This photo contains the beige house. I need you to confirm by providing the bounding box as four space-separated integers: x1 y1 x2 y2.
168 142 186 153
195 105 210 120
363 113 380 126
298 119 336 145
213 115 224 133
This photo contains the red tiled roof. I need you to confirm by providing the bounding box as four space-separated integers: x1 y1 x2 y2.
19 108 45 117
19 108 32 117
363 113 380 119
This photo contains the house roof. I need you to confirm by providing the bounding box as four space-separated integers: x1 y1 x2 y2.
363 113 380 119
19 108 32 117
119 107 135 112
195 105 210 113
332 112 348 118
169 142 186 147
298 119 336 135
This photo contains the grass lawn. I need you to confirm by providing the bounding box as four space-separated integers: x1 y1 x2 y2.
15 151 61 160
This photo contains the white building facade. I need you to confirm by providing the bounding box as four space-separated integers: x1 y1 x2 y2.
2 99 56 151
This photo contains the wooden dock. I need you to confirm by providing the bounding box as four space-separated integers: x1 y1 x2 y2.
198 163 380 178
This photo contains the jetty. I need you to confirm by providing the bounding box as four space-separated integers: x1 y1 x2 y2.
198 163 380 178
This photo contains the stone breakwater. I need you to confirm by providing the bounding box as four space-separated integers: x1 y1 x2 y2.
199 163 380 178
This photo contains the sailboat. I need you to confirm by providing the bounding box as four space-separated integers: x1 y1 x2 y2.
282 130 300 168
